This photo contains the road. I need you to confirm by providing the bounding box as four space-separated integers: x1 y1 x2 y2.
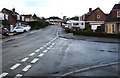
0 25 119 78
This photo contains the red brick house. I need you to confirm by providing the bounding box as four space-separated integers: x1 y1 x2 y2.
105 3 120 34
1 8 25 31
21 14 40 22
1 8 17 27
81 7 107 31
0 12 10 28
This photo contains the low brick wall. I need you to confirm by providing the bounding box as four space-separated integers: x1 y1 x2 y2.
73 31 120 38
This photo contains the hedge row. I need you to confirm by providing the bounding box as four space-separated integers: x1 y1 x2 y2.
27 20 50 30
73 30 120 38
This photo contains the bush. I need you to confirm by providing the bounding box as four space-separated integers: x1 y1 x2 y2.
73 30 120 38
96 25 105 33
27 20 50 30
84 24 92 32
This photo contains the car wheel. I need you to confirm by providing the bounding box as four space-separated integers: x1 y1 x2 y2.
24 30 27 32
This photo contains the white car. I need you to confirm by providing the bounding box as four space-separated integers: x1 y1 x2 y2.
13 26 30 32
23 25 31 30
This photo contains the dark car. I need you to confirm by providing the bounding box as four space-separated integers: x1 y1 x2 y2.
0 27 9 36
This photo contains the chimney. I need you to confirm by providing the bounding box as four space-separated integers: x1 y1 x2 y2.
12 8 15 13
89 8 92 12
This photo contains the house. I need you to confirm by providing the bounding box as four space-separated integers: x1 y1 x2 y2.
1 8 17 30
1 8 25 31
32 14 41 21
81 7 107 31
21 14 39 22
0 12 9 28
21 14 34 22
46 16 62 25
105 3 120 34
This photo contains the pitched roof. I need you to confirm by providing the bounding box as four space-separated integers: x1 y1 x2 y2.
2 8 14 15
105 4 120 23
21 14 32 18
85 7 105 19
112 4 120 10
70 16 79 21
2 8 19 15
47 17 61 20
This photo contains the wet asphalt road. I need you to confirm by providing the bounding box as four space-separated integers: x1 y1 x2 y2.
1 25 119 78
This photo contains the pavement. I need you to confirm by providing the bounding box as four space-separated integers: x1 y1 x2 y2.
58 29 120 44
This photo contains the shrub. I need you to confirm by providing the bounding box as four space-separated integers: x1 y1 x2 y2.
96 25 105 33
73 30 120 38
27 20 50 30
84 24 92 32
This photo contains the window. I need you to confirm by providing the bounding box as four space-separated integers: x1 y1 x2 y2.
5 14 8 20
17 15 20 20
97 15 100 19
22 16 24 21
0 13 4 20
117 11 120 18
73 23 79 26
112 24 115 33
81 23 84 25
105 24 108 32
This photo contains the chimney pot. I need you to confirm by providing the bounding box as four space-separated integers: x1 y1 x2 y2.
89 8 92 12
12 8 15 12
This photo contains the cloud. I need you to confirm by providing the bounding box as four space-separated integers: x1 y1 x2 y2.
0 0 119 18
23 0 50 7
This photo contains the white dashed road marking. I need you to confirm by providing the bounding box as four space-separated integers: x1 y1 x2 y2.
29 53 35 56
40 47 43 50
3 37 57 76
38 53 44 57
47 47 51 50
21 57 29 62
14 74 23 78
43 50 48 53
10 63 21 70
52 43 55 46
46 43 50 45
0 73 8 78
22 65 32 72
35 49 40 53
31 58 39 64
50 45 53 48
43 45 47 47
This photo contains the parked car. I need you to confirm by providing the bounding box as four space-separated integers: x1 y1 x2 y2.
13 26 30 33
0 27 9 36
23 25 31 30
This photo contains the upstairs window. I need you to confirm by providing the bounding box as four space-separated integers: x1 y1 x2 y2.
117 11 120 18
0 13 4 20
22 16 24 21
73 23 79 26
17 15 20 20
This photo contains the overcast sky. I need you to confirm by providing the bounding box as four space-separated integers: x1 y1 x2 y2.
0 0 119 18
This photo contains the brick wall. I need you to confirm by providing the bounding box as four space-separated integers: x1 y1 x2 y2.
2 9 17 27
87 8 107 21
